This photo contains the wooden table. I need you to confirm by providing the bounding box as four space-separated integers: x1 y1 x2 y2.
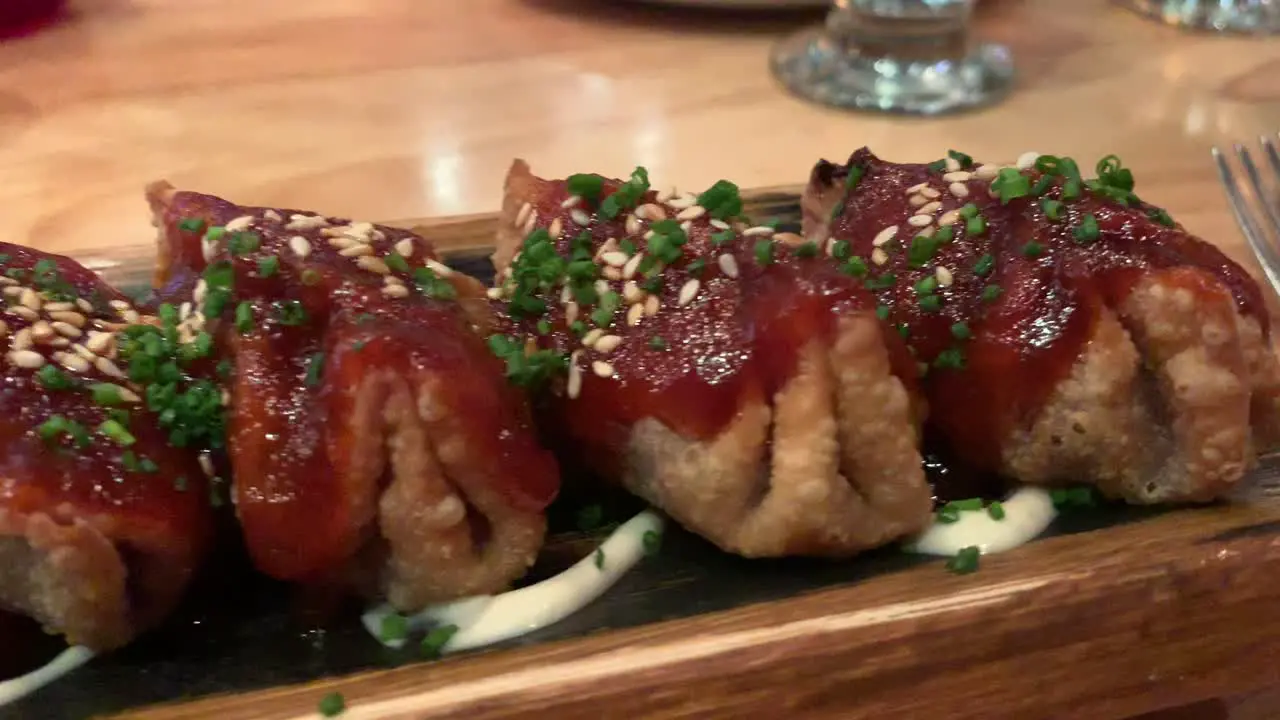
5 1 1280 718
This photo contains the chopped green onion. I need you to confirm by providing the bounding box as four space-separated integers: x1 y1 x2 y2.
594 548 606 570
642 528 662 556
973 254 994 277
933 347 965 369
304 352 325 387
379 613 408 643
566 173 605 202
648 335 668 351
831 240 852 260
1020 240 1045 258
36 365 76 391
1073 214 1100 244
754 240 774 266
235 301 254 334
981 284 1003 303
950 322 971 340
696 179 744 220
421 624 459 659
385 252 410 274
178 217 205 233
991 168 1031 204
918 295 943 313
875 305 890 320
318 692 346 717
276 300 308 326
842 257 868 277
914 276 938 296
1041 198 1063 221
257 255 280 278
987 501 1006 520
945 546 980 574
793 241 819 258
966 215 987 236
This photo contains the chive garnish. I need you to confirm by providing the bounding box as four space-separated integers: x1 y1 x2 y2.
933 347 965 369
696 179 744 220
754 240 774 266
918 295 943 313
421 624 459 659
973 254 994 277
864 272 895 290
535 318 551 335
599 167 650 220
97 418 135 446
914 276 938 296
946 546 980 574
235 301 253 334
987 501 1006 520
304 352 325 387
257 255 280 278
566 173 605 202
276 301 308 326
947 149 974 169
951 322 971 340
966 215 987 236
981 284 1003 303
1073 214 1100 244
318 692 346 717
686 258 707 276
1041 198 1063 221
385 252 410 274
793 241 819 258
486 334 568 388
937 506 960 524
414 267 457 300
1020 240 1045 258
594 548 606 570
1147 207 1174 227
842 257 869 277
36 365 76 391
178 217 204 233
875 305 890 320
226 232 260 256
576 504 604 532
958 203 979 219
711 230 735 247
831 239 852 260
648 335 668 351
642 529 662 556
991 168 1031 204
379 613 408 643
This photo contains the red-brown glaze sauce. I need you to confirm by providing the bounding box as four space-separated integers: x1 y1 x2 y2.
490 174 917 475
0 243 211 553
155 194 558 582
818 148 1268 468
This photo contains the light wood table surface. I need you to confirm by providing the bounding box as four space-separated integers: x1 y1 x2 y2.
4 1 1280 718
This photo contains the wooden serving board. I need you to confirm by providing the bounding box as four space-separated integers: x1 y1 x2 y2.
22 185 1280 720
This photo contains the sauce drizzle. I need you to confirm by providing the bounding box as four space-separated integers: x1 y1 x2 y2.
906 486 1056 556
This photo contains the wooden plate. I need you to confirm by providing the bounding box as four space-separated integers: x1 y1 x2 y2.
12 185 1280 720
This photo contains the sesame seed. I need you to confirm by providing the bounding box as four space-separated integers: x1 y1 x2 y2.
85 332 114 355
328 236 358 249
680 220 693 235
565 301 579 323
595 335 623 354
570 209 592 227
70 343 95 360
0 286 19 299
623 281 645 303
122 310 140 324
710 219 730 230
594 279 610 296
601 252 629 268
29 321 53 342
873 226 899 247
20 289 40 312
179 302 192 321
945 156 962 173
596 238 619 258
872 248 889 266
395 238 415 258
49 310 87 328
949 183 970 198
558 285 572 304
225 215 255 232
743 226 774 237
0 320 8 339
603 267 622 281
109 300 130 311
193 280 208 305
8 350 44 368
667 193 697 211
567 361 583 399
0 277 16 287
11 327 31 350
425 259 454 277
320 227 349 239
382 284 410 298
623 253 643 280
199 454 216 478
936 266 955 287
516 202 533 229
676 205 707 221
339 244 374 258
7 307 36 322
678 279 700 307
644 295 660 316
285 215 330 231
356 256 391 275
95 357 124 378
626 303 645 326
382 275 403 287
974 164 1000 180
51 322 81 339
485 287 502 300
202 239 218 262
921 187 941 199
55 352 90 373
775 232 804 245
907 183 931 195
939 210 961 227
349 222 374 236
561 195 582 209
522 210 538 235
943 171 972 183
656 186 676 203
638 203 667 221
918 201 942 215
908 214 933 228
547 218 563 238
42 302 72 313
591 360 615 378
582 328 604 347
76 299 93 313
718 254 739 278
624 215 641 235
1016 151 1041 170
263 209 282 223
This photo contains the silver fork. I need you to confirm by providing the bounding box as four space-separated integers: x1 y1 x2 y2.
1213 137 1280 297
1214 138 1280 496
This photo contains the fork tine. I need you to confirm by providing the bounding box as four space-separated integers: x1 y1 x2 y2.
1215 145 1280 296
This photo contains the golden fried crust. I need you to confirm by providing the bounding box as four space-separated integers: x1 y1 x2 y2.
0 510 130 650
600 316 928 558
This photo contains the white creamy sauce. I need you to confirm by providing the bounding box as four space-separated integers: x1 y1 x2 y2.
906 486 1057 557
364 509 664 654
0 646 93 708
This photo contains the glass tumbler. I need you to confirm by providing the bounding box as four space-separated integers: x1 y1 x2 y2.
1114 0 1280 33
769 0 1014 116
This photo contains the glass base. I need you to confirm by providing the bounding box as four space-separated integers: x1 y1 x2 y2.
769 26 1015 116
1115 0 1280 34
